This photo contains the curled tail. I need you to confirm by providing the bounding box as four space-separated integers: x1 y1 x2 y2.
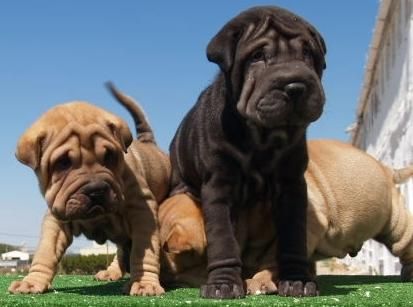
393 166 413 184
106 81 155 143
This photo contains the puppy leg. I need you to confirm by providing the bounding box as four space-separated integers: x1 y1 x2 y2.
95 245 126 281
200 173 244 299
245 268 278 295
244 263 316 296
376 189 413 281
276 180 318 296
125 187 164 296
275 140 318 297
9 212 72 294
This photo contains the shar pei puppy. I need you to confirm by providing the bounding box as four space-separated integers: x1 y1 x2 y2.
168 6 326 298
9 84 170 296
161 140 413 295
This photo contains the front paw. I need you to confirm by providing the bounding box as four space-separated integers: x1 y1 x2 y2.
200 283 245 299
95 268 123 281
245 278 277 296
124 281 165 296
278 280 318 297
8 279 50 294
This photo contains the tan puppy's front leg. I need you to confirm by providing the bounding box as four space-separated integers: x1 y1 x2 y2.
9 212 72 294
245 262 316 296
245 268 278 295
125 197 164 296
95 245 126 281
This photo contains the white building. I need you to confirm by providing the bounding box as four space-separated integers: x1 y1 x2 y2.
1 250 29 261
79 242 117 256
348 0 413 275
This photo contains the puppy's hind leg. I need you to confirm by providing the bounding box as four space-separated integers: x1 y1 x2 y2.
375 185 413 281
95 245 126 281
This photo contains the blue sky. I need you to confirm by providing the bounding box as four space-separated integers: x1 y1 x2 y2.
0 1 378 252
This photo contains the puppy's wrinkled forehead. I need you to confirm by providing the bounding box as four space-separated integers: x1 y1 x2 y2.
37 102 122 148
207 6 326 75
16 101 132 170
242 7 323 35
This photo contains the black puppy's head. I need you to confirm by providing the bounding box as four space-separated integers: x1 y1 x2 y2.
207 6 326 129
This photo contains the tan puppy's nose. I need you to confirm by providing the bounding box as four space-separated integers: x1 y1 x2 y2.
81 181 111 204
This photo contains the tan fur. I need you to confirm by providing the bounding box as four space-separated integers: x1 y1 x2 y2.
9 100 170 296
159 139 413 293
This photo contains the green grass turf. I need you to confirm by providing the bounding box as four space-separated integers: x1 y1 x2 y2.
0 275 412 306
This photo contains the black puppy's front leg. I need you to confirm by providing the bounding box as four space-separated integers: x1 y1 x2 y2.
276 176 318 297
200 172 244 299
275 140 318 297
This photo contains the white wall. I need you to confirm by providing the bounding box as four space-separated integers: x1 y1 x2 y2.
350 0 413 275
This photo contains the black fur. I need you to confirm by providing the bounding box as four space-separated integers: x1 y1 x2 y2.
169 6 326 298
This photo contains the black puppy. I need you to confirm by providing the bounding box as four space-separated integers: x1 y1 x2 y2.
169 6 326 298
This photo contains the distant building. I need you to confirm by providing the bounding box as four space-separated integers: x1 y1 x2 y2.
1 250 29 261
0 250 30 270
348 0 413 275
79 242 117 256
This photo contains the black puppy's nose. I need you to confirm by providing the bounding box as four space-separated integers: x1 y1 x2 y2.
82 181 110 203
284 82 307 101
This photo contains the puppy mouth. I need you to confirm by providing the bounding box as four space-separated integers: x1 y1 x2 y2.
64 196 99 219
252 87 321 129
57 181 118 221
248 90 291 128
63 197 105 220
239 82 299 128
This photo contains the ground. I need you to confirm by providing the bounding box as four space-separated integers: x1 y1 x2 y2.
0 274 412 306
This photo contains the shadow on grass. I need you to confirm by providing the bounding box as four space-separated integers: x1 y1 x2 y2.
56 280 125 296
317 275 400 296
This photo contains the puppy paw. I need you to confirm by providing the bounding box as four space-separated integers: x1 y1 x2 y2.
278 280 318 297
245 278 277 295
200 283 245 299
8 280 50 294
401 263 413 281
95 268 123 281
245 269 277 295
125 281 165 296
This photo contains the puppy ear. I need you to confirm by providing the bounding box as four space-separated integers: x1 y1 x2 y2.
16 131 46 170
107 120 133 153
207 25 241 73
307 27 327 76
162 224 193 254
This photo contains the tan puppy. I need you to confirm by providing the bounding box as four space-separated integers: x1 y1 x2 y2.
159 139 413 294
9 84 170 296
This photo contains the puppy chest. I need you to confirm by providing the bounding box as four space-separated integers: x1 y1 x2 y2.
72 215 129 245
234 154 281 206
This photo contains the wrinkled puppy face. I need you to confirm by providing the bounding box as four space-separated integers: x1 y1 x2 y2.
207 6 327 129
16 102 133 221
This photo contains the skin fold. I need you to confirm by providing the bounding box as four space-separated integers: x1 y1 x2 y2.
9 85 170 296
159 140 413 295
168 6 326 298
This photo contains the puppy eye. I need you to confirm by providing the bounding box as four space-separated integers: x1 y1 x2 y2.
103 149 119 168
53 154 72 173
250 49 266 63
303 45 313 61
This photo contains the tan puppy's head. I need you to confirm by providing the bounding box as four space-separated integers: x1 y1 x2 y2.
16 102 133 221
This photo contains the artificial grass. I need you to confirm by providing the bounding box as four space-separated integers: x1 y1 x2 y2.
0 274 412 306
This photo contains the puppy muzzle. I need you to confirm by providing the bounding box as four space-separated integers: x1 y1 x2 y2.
56 181 117 220
240 62 325 129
